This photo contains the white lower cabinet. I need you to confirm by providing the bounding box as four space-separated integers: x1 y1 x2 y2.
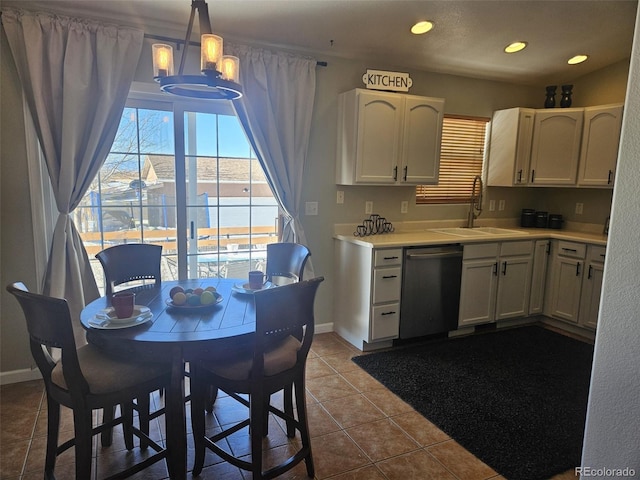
529 239 550 314
458 241 533 327
334 241 402 349
578 245 606 329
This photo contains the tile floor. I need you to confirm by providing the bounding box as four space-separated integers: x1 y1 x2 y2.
0 332 579 480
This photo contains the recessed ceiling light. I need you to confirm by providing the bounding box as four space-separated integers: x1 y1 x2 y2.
504 41 527 53
411 21 434 35
568 54 589 65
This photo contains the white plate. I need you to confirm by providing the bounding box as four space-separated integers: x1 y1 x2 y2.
89 312 153 330
232 282 275 295
96 305 151 324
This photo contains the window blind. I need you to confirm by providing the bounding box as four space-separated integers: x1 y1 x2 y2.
416 115 489 204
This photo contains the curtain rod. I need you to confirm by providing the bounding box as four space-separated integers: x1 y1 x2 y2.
144 33 327 67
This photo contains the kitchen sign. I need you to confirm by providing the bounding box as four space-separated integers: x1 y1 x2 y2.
362 69 413 92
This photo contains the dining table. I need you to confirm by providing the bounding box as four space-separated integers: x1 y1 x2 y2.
80 277 262 480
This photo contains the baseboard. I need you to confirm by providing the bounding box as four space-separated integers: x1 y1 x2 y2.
0 367 42 385
315 322 334 334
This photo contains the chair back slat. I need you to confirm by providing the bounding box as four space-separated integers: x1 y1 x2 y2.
96 244 162 296
265 243 311 281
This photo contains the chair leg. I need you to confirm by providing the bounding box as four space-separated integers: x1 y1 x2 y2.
137 394 151 449
250 392 265 479
122 401 135 451
44 396 60 477
190 367 207 477
284 384 295 438
205 385 218 413
101 405 116 446
294 378 315 478
73 407 93 480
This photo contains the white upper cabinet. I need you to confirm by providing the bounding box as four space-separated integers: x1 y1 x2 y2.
529 108 584 185
487 108 535 186
336 89 444 185
577 104 623 187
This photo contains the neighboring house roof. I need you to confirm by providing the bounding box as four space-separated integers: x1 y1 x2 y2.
142 155 269 184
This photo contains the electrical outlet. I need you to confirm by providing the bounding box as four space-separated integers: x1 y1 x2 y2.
489 200 496 211
365 201 373 214
498 199 506 211
305 201 318 216
336 190 344 204
575 202 584 215
401 201 408 213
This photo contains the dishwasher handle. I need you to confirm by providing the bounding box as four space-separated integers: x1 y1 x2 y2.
406 250 463 260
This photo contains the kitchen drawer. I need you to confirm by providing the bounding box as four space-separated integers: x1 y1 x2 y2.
588 245 606 263
372 266 402 303
557 241 586 259
500 240 533 256
374 248 403 267
371 303 400 341
463 243 499 260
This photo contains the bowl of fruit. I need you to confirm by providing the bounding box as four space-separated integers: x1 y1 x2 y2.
166 286 222 310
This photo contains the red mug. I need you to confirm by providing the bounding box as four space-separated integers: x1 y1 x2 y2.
111 292 135 319
248 271 266 290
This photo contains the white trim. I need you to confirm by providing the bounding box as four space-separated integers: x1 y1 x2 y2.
0 368 42 385
314 322 333 334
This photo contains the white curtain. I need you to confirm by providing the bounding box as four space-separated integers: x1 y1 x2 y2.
229 45 317 262
2 8 143 344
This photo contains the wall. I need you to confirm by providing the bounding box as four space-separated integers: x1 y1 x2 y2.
0 21 631 378
581 8 640 473
0 27 39 380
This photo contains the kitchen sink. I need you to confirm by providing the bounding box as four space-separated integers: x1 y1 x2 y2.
429 227 528 237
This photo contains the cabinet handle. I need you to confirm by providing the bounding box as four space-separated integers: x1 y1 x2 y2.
493 262 498 276
517 169 523 183
588 265 593 279
403 166 408 181
546 242 551 255
381 311 396 316
531 169 535 183
562 248 578 253
608 170 613 184
502 261 508 276
576 262 581 276
382 275 398 279
383 256 399 260
190 221 195 239
600 253 606 259
393 166 398 181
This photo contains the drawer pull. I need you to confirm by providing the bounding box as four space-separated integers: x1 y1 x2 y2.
382 275 398 279
562 248 578 253
383 256 399 260
381 311 396 316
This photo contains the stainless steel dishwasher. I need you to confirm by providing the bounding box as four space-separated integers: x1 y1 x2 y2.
400 245 463 339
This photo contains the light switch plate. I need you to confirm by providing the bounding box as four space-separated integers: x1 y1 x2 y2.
498 199 506 211
365 201 373 214
401 201 408 213
305 201 318 216
336 190 344 204
575 203 584 214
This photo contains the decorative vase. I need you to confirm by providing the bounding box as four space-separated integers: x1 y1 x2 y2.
560 84 573 108
544 85 557 108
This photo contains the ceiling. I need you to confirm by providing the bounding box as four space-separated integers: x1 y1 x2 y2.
3 0 638 86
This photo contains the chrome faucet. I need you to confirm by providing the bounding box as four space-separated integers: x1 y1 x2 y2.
466 175 483 228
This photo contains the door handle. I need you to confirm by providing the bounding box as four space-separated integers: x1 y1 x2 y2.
531 169 535 183
608 170 613 184
403 166 408 181
493 262 498 276
588 265 593 279
393 166 398 181
576 262 581 276
190 221 195 239
517 169 522 183
502 261 507 276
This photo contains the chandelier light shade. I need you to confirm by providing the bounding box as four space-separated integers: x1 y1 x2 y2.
152 0 242 100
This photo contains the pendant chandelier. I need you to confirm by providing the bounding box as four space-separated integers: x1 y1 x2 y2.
152 0 242 100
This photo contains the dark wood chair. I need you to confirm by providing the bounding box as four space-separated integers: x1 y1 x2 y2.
6 282 170 480
190 277 324 479
265 242 311 283
95 243 162 296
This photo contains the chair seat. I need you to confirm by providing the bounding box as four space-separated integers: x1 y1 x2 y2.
199 335 301 381
52 344 170 395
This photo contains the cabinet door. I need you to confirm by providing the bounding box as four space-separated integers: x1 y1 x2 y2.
458 259 498 326
371 304 400 341
530 109 583 185
550 256 584 323
577 104 623 187
355 91 403 184
487 108 536 186
495 256 532 320
400 96 444 184
579 262 604 329
529 240 549 315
